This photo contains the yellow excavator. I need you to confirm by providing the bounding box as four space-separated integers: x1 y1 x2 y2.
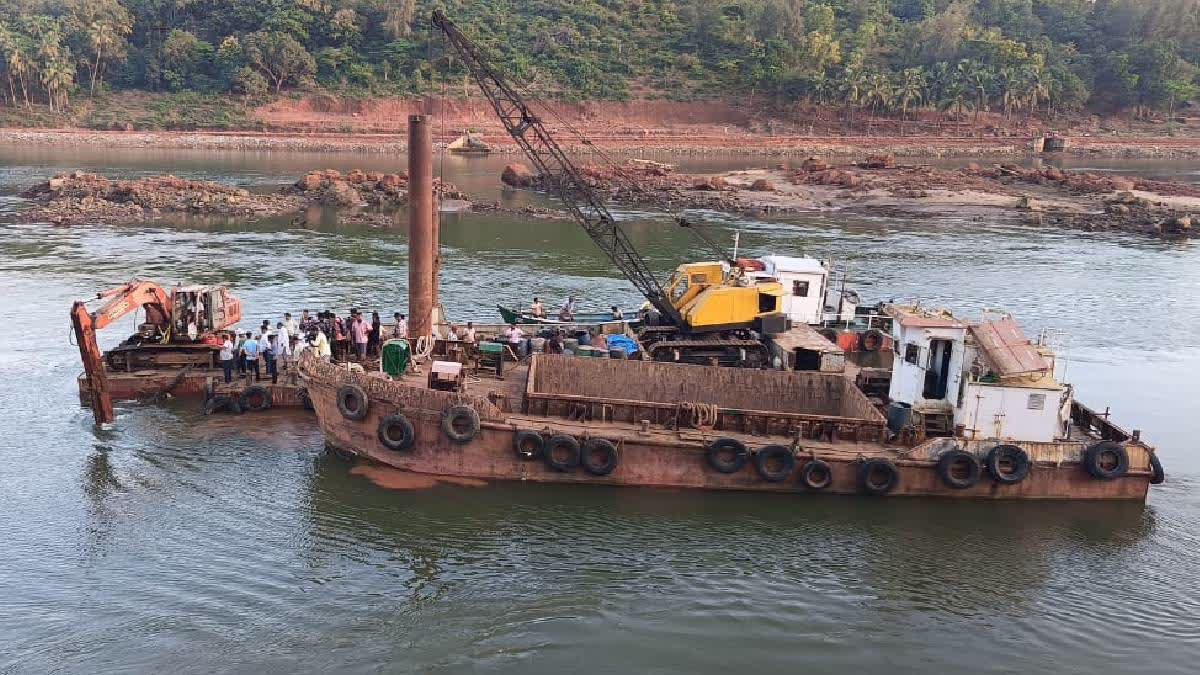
433 11 785 366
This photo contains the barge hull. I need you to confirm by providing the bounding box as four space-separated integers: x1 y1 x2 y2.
306 376 1151 501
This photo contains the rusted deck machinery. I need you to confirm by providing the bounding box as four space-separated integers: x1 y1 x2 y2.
71 279 240 423
297 12 1164 502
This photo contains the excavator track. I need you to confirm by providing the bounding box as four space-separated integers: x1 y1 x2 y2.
646 338 769 368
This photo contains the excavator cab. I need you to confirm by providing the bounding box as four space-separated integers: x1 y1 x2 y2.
171 285 241 339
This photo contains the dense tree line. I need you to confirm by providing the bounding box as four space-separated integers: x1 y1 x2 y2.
0 0 1197 122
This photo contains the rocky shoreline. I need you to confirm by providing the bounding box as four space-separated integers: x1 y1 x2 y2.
509 156 1197 237
8 168 561 228
5 128 1200 159
7 157 1195 238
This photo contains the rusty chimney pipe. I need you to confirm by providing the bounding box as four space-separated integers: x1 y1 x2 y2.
407 114 434 340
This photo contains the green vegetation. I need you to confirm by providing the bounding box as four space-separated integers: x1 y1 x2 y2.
0 0 1197 126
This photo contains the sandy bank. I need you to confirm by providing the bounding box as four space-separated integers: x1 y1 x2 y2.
5 127 1200 160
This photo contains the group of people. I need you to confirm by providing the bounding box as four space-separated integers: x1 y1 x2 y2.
216 308 407 384
528 296 624 323
217 315 300 385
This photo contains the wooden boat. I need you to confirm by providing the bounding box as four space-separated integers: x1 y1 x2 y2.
298 350 1161 501
497 304 642 328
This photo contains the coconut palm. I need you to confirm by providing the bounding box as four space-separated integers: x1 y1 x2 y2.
897 67 926 119
864 71 894 113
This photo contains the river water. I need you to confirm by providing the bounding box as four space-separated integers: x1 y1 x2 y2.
0 147 1197 673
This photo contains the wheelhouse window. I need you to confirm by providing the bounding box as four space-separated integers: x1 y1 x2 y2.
792 280 810 297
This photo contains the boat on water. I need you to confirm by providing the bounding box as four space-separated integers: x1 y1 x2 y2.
299 304 1164 501
496 304 642 328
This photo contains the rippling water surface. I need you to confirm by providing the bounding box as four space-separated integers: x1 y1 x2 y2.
0 147 1198 673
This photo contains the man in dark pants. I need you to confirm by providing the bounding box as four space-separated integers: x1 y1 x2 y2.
219 332 235 384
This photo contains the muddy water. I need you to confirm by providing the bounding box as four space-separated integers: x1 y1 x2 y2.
1 146 1198 673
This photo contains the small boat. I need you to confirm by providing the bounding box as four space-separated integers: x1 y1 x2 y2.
497 304 642 328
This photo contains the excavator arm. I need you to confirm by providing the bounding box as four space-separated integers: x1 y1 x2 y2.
430 10 684 327
71 280 173 424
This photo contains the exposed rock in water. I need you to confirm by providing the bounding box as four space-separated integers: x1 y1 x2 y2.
749 179 776 192
18 171 301 226
501 163 537 188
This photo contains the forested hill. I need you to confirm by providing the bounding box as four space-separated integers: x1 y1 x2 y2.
0 0 1197 120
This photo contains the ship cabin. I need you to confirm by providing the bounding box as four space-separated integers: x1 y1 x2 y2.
956 314 1067 443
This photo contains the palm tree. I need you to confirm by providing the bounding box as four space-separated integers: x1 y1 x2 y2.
963 60 993 126
996 67 1017 119
838 65 867 129
86 20 118 96
897 67 926 120
864 71 894 114
1021 64 1050 120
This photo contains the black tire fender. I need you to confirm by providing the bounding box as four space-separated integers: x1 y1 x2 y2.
1083 441 1129 480
582 438 619 476
799 459 833 490
1149 451 1165 485
377 413 415 452
986 444 1030 484
754 444 795 482
241 384 272 412
937 449 982 490
336 384 369 421
514 430 545 460
706 437 748 474
544 434 581 472
203 394 231 416
858 458 899 495
442 405 480 443
860 328 885 352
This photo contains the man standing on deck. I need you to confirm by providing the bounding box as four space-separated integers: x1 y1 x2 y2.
242 332 260 381
299 309 318 334
219 332 235 384
275 321 293 369
530 297 545 318
505 323 527 359
309 330 331 361
351 312 370 361
235 331 247 376
264 333 278 384
393 312 407 339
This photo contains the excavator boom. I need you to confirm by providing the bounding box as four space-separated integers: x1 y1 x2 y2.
430 10 683 327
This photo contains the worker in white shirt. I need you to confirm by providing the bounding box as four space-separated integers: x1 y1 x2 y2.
392 312 408 339
558 296 576 321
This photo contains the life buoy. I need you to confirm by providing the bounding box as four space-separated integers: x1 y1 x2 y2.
858 458 899 495
442 405 480 443
514 430 544 460
1083 441 1129 480
799 459 833 490
336 384 369 420
937 449 982 490
544 434 581 471
754 444 795 482
860 329 884 352
377 413 415 452
582 438 619 476
1149 452 1166 485
240 385 272 412
706 437 748 474
986 444 1030 484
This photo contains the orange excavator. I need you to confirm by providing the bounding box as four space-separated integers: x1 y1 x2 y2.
71 280 241 423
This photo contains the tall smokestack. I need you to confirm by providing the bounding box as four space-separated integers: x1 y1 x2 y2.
407 114 434 340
